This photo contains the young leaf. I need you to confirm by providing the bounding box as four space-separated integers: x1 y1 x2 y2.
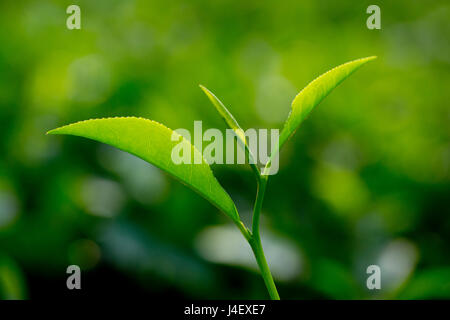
199 85 259 177
283 56 376 148
199 85 245 141
265 56 376 173
47 117 240 223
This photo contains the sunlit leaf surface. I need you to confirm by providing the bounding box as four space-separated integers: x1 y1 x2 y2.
279 56 376 152
48 117 240 223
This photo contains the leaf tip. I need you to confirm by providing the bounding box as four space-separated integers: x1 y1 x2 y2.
199 84 211 96
362 56 377 63
47 124 69 135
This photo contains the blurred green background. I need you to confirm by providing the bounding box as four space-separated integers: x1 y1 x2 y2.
0 0 449 299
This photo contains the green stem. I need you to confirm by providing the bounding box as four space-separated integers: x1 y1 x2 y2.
249 174 280 300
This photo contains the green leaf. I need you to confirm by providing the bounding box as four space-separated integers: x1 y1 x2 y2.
281 56 377 148
199 85 260 177
199 85 245 143
264 56 376 174
47 117 240 223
